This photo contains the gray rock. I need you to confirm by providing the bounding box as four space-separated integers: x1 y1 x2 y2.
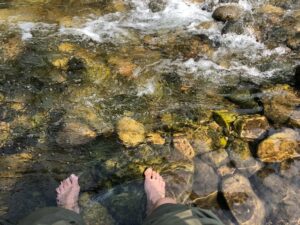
212 4 243 22
148 0 167 13
222 21 244 34
222 174 266 225
228 139 263 177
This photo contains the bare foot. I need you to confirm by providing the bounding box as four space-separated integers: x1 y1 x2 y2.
56 174 80 214
144 168 166 215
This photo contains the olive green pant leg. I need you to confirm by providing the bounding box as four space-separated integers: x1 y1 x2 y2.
143 204 224 225
18 207 85 225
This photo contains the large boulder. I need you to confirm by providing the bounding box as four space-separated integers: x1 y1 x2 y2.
222 174 266 225
117 117 145 147
257 128 300 163
212 4 243 22
261 84 300 126
56 121 97 147
234 115 269 141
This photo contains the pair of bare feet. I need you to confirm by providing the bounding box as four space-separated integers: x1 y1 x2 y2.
56 168 176 215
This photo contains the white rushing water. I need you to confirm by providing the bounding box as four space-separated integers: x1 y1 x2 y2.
12 0 291 95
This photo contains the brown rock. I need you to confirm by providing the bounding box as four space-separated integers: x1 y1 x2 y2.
173 136 195 160
257 128 300 162
146 132 165 145
262 84 300 125
234 115 269 140
257 4 285 16
117 117 145 147
56 122 97 147
212 5 243 22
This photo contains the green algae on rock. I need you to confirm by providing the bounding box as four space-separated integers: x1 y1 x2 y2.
257 128 300 163
222 174 266 225
117 117 145 147
213 110 237 132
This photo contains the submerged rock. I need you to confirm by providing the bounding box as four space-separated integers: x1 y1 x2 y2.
234 115 269 141
0 122 10 148
222 21 244 34
191 159 219 206
117 117 145 147
173 136 195 160
228 139 262 176
56 121 97 147
212 5 243 22
222 174 266 225
146 132 165 145
262 84 300 125
80 193 116 225
257 128 300 163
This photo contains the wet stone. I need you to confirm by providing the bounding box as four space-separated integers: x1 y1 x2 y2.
0 122 10 148
192 158 219 199
213 110 237 132
80 193 116 225
201 149 229 168
257 128 300 163
173 136 195 160
234 115 269 141
212 4 243 22
222 174 266 225
148 0 167 13
228 139 262 177
261 84 300 125
117 117 145 147
222 21 244 35
55 121 97 147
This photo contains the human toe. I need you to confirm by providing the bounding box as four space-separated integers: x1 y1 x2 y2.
144 168 153 178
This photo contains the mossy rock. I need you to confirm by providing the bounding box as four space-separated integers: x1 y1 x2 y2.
257 128 300 163
213 110 237 132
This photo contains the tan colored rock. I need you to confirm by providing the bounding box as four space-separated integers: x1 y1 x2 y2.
257 128 300 163
257 4 284 16
58 42 75 53
173 136 195 160
51 57 69 70
212 5 243 22
0 122 10 148
117 117 145 147
56 122 97 147
234 115 269 140
2 36 23 61
108 56 137 77
262 84 300 125
222 174 266 225
146 132 165 145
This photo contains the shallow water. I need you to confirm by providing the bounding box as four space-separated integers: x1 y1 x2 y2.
0 0 300 224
